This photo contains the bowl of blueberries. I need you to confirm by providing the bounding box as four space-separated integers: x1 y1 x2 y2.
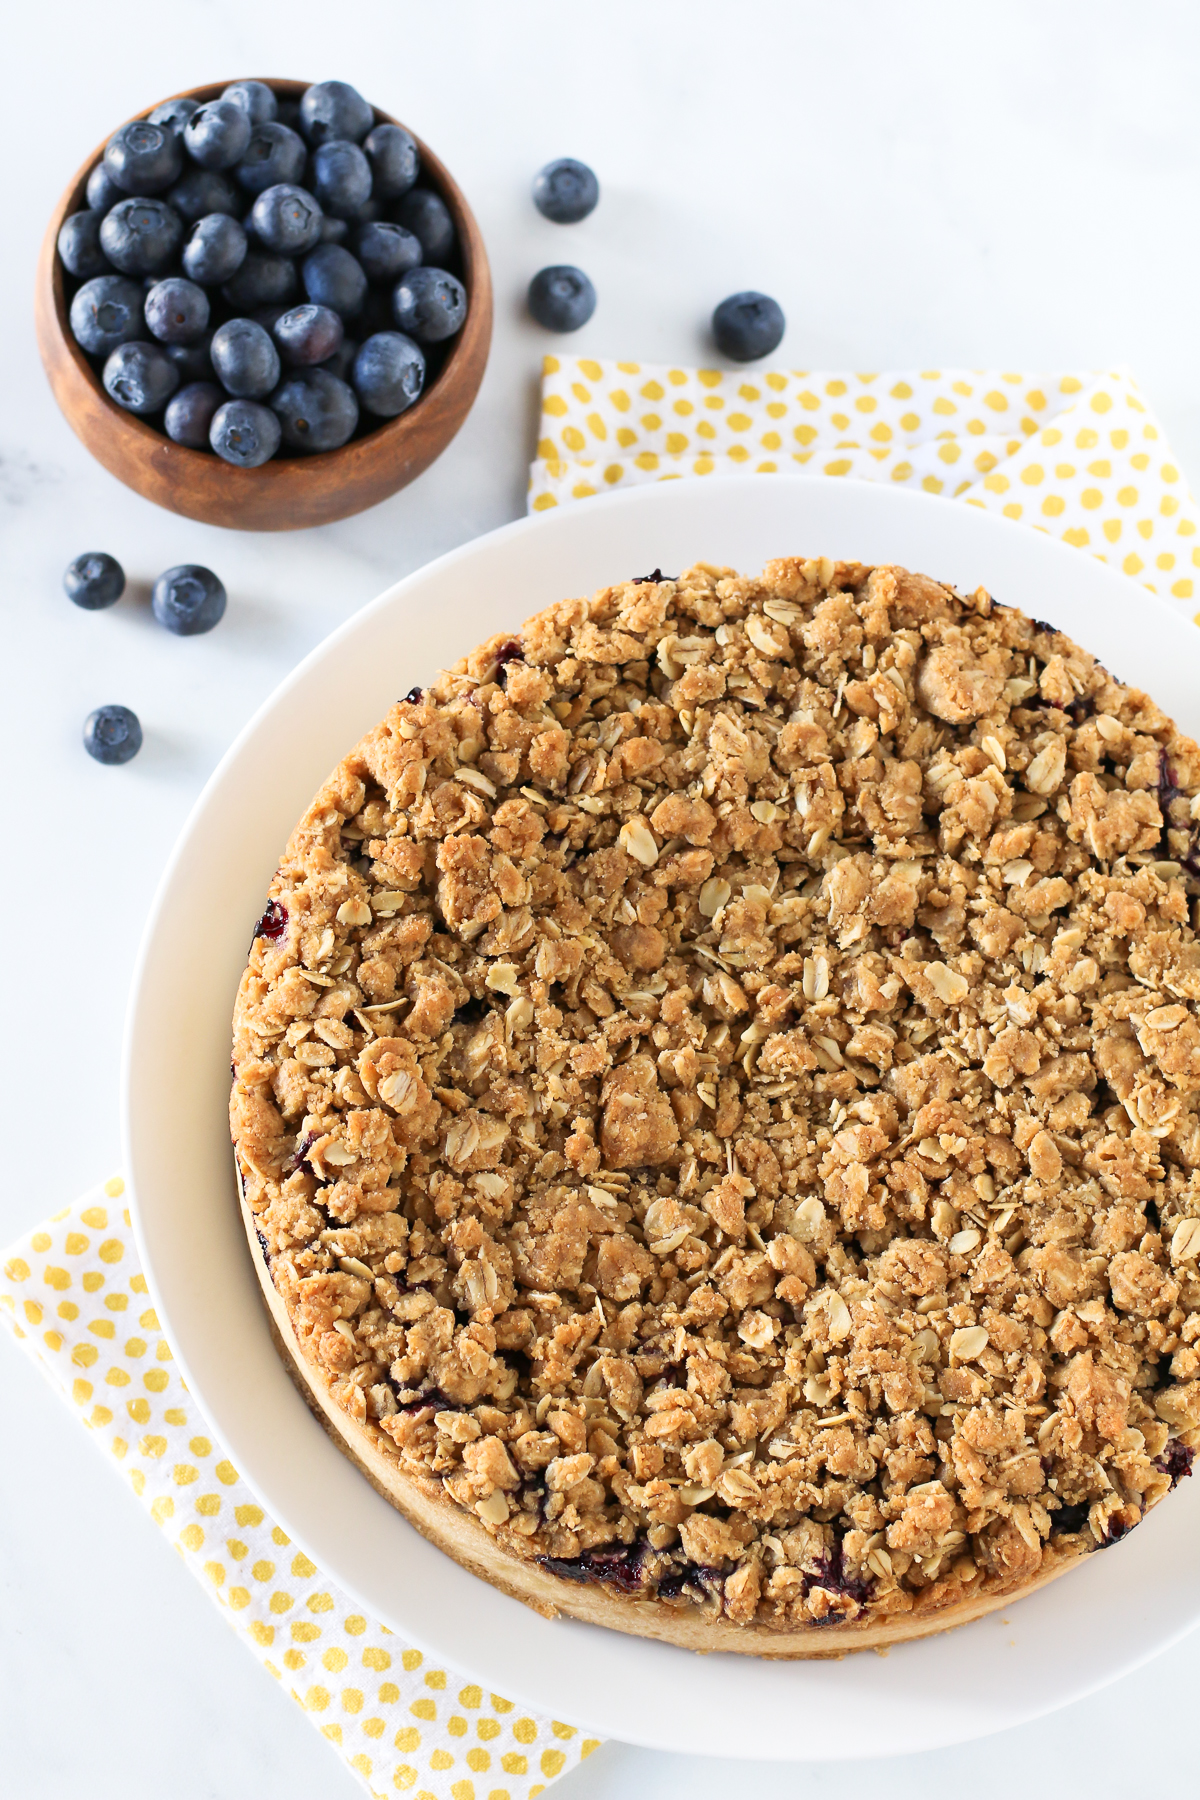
37 78 492 531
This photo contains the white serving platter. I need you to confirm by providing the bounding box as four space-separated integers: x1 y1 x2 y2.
123 474 1200 1760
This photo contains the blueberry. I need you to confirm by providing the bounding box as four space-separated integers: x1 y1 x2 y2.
64 551 125 610
144 276 209 344
148 96 199 135
222 80 277 126
276 97 303 133
185 100 252 171
320 335 357 381
352 331 425 417
211 317 280 398
164 333 214 383
711 291 785 362
270 368 359 451
86 160 125 213
221 251 298 312
99 197 183 276
528 264 595 332
251 304 289 333
168 167 242 223
317 214 349 245
181 212 247 285
354 220 421 284
210 398 282 467
301 243 367 318
57 210 109 279
249 183 324 255
532 158 599 224
273 303 343 366
300 80 373 146
234 122 307 195
104 121 183 195
364 122 419 199
391 188 455 263
392 266 466 343
103 340 180 414
84 704 142 764
152 564 228 634
69 274 146 354
164 380 223 448
311 139 371 219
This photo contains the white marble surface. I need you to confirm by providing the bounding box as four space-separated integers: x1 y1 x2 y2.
5 2 1200 1793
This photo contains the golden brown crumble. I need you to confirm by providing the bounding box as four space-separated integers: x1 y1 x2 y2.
231 558 1200 1634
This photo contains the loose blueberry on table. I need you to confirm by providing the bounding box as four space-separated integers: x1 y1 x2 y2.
712 289 786 361
528 264 596 332
151 564 227 634
83 704 142 765
64 552 125 610
532 157 599 223
59 79 464 463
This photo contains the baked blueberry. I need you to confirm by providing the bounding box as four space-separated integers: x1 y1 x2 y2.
532 157 599 223
299 80 373 146
168 167 242 222
354 220 421 284
364 122 418 199
712 291 785 362
234 122 307 195
249 183 324 255
103 340 180 414
83 704 142 764
222 80 278 126
103 121 183 195
164 381 223 447
57 210 109 279
311 139 371 219
391 187 454 263
151 563 228 634
392 266 466 342
211 317 280 398
221 250 299 312
301 243 367 318
64 552 125 610
317 214 350 245
69 274 146 354
273 303 343 366
528 264 595 331
210 398 282 466
181 212 247 285
164 332 214 383
270 368 359 451
148 96 199 135
352 331 424 417
99 197 184 275
185 100 252 170
144 276 210 344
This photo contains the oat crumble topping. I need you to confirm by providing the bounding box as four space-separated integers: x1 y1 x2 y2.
231 558 1200 1634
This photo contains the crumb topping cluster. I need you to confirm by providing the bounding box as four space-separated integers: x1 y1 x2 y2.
231 558 1200 1633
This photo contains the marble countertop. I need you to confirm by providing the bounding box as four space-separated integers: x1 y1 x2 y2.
4 1 1200 1793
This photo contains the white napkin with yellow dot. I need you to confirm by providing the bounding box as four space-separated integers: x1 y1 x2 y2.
529 358 1200 618
0 1182 599 1800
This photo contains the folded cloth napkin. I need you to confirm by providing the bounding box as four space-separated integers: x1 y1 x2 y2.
528 359 1200 618
0 1182 599 1800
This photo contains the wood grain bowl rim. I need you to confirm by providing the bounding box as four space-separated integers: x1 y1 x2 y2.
35 78 493 530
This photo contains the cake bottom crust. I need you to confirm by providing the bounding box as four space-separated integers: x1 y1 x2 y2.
240 1191 1087 1658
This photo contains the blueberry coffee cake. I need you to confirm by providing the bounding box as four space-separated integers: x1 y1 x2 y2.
230 559 1200 1654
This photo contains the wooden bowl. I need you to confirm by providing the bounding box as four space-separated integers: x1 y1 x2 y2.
35 80 492 532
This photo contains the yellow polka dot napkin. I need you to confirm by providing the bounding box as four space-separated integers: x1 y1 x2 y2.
529 359 1200 618
0 1181 599 1800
